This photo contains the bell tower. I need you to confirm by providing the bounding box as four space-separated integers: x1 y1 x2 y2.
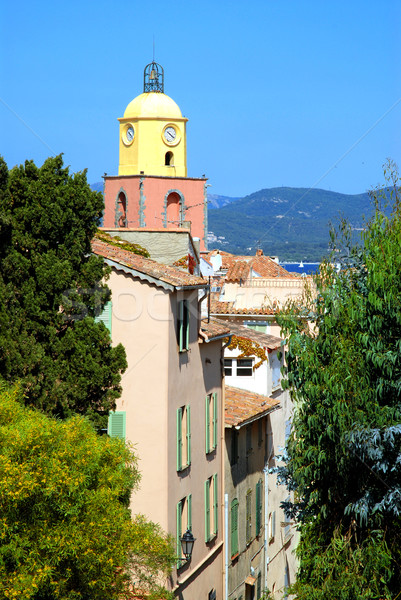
118 62 188 178
103 62 208 251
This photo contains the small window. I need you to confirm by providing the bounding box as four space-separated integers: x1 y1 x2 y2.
205 474 218 541
284 496 291 539
177 405 191 471
165 151 174 166
176 495 192 568
224 358 233 376
177 299 189 352
237 358 253 377
230 428 238 466
268 511 276 541
271 352 282 390
246 423 252 454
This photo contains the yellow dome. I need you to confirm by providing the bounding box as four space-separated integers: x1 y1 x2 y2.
124 92 183 119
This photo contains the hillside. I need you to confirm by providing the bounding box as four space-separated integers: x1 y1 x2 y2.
208 187 375 261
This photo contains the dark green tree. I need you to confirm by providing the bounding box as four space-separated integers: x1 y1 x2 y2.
0 383 174 600
0 155 126 428
277 161 401 599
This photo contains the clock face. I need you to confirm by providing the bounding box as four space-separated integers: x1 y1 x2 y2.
126 126 134 142
164 126 177 144
122 124 135 145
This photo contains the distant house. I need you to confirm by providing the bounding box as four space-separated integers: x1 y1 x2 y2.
92 237 229 599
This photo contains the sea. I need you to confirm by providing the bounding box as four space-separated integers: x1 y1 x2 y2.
281 262 320 275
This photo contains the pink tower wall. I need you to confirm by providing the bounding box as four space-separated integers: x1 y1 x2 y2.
103 175 208 251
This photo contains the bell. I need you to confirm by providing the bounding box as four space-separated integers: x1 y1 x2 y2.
150 69 156 80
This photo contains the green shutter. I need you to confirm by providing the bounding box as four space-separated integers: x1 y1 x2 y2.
205 479 210 542
108 411 125 439
231 499 239 557
213 473 218 534
205 395 210 453
177 408 183 471
186 405 191 466
256 480 262 535
246 489 252 544
95 300 112 334
178 301 184 352
176 501 182 568
212 392 218 449
188 494 192 531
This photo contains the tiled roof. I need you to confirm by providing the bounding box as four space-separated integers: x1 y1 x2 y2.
200 317 231 342
92 238 206 289
225 386 280 427
207 250 294 280
223 320 282 350
225 260 251 283
210 300 278 316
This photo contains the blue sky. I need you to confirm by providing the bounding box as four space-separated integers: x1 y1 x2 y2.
1 1 400 197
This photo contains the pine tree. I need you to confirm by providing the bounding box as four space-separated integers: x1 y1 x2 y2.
0 155 127 428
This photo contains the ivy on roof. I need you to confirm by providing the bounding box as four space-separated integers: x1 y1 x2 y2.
95 230 150 258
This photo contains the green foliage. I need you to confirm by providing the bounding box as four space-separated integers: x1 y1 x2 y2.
0 156 127 428
276 161 401 597
0 384 175 600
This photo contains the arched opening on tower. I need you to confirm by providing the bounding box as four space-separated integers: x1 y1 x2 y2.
165 151 174 166
166 192 181 227
116 192 127 227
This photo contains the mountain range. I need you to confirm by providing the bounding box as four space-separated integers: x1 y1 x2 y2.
207 187 379 261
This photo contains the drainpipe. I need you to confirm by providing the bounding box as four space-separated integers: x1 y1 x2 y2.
263 464 269 589
225 493 229 600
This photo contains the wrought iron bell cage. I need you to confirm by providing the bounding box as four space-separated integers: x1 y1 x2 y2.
144 62 164 93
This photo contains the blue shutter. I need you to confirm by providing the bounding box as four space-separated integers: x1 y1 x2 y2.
108 411 125 439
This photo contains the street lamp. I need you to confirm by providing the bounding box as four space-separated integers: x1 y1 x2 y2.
180 529 195 562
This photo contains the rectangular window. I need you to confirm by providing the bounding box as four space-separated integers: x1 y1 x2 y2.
176 494 192 568
246 489 252 544
95 300 112 334
244 320 270 334
258 419 263 447
230 428 239 466
107 411 125 439
177 405 191 471
246 423 252 454
178 299 189 352
284 496 291 539
268 511 276 541
230 498 239 558
255 479 262 536
205 393 217 454
224 358 233 376
224 358 254 377
271 351 282 390
236 358 253 377
205 474 218 541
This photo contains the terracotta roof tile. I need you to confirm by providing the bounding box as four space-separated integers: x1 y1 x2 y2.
206 250 294 280
200 317 231 342
225 261 251 283
225 386 280 427
252 256 294 279
223 320 282 350
210 300 278 316
92 238 206 288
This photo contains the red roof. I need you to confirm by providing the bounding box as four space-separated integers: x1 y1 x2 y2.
206 250 294 281
210 300 278 316
200 317 231 342
225 386 280 427
92 238 206 288
223 320 282 350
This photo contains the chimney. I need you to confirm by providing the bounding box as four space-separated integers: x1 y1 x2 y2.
256 248 263 256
